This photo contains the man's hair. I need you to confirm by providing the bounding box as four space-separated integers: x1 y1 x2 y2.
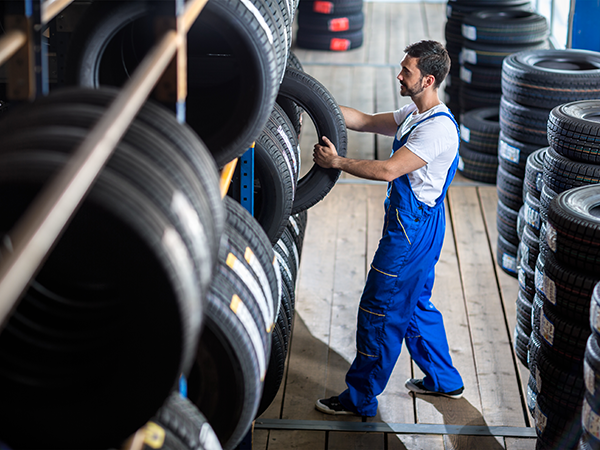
404 40 450 89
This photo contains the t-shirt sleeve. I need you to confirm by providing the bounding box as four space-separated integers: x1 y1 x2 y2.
392 103 416 126
403 117 458 163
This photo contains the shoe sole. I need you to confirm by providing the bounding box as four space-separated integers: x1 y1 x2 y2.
405 382 464 399
315 399 356 415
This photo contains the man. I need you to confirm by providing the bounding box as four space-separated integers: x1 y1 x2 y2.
313 40 464 417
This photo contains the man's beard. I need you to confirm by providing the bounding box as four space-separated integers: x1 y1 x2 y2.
400 77 425 97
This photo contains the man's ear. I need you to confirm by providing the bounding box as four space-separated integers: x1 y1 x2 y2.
424 74 436 89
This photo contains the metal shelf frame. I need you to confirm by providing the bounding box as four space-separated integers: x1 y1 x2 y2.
0 0 210 331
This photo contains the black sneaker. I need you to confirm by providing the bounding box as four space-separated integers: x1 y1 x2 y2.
405 378 464 399
315 396 356 415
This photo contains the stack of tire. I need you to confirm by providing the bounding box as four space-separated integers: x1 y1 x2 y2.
0 87 225 449
529 183 600 450
457 107 500 183
455 9 548 185
443 0 532 115
496 49 600 278
513 146 547 367
581 283 600 449
0 0 352 448
296 0 364 51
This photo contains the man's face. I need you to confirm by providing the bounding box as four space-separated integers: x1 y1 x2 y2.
397 55 425 98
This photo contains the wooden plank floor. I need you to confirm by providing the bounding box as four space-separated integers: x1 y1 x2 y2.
255 2 535 449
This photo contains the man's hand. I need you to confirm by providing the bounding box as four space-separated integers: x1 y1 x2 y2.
313 136 339 169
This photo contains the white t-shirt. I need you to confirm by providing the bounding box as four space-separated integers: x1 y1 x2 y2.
392 103 459 207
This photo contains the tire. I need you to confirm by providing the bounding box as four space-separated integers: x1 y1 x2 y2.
18 86 225 271
148 392 223 450
65 0 279 168
459 107 500 155
190 237 272 450
497 199 519 246
539 182 556 224
590 283 600 340
513 321 530 368
459 84 502 112
446 0 532 20
583 395 600 449
460 62 502 91
497 233 518 276
520 220 540 269
584 334 600 408
548 100 600 164
496 164 524 211
501 49 600 110
543 146 600 194
518 258 536 300
498 131 542 177
534 384 583 449
253 127 295 245
523 147 547 200
461 39 549 67
546 185 600 274
516 288 533 333
524 191 541 235
0 144 201 448
461 10 549 45
298 10 364 32
296 27 364 51
499 95 550 147
277 68 347 213
457 143 498 183
278 52 305 138
298 0 363 16
542 250 600 324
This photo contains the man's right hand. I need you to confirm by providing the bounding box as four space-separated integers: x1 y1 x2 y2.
313 136 339 169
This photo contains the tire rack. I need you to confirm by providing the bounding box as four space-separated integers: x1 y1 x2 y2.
0 0 211 337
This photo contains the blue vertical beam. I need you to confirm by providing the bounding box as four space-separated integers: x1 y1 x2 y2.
571 0 600 51
239 145 255 215
29 0 49 96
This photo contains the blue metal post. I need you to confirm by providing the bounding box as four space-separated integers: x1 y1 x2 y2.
571 0 600 51
239 145 255 215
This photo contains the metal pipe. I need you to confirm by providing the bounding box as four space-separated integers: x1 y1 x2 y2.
41 0 74 25
220 159 238 198
0 30 182 329
0 30 27 67
181 0 209 33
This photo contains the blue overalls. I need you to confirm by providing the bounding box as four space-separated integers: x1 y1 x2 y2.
338 111 464 417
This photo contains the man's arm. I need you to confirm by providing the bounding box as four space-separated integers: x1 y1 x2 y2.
341 106 399 137
313 136 426 182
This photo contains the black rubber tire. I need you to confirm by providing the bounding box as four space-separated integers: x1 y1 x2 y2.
520 220 540 270
269 103 301 185
524 191 541 234
543 146 600 194
499 95 551 147
534 385 583 449
548 100 600 164
461 10 549 45
584 334 600 408
278 68 347 213
497 233 518 276
590 283 600 341
501 49 600 110
253 127 295 245
523 147 547 200
0 147 201 448
278 52 305 137
64 0 279 168
497 199 520 246
459 107 500 155
542 250 600 324
580 430 600 450
446 0 532 20
457 143 498 183
498 131 541 177
518 257 536 300
298 10 364 32
546 185 600 274
223 197 280 326
255 314 288 418
296 27 364 51
298 0 363 16
148 392 223 450
513 321 530 368
190 240 271 450
461 39 549 67
496 164 524 211
583 395 600 449
15 86 225 271
286 211 308 261
539 182 557 225
460 62 502 91
516 287 533 332
459 84 502 112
